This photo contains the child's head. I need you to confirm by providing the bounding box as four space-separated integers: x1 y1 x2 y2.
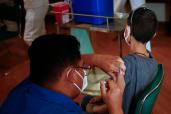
124 7 157 45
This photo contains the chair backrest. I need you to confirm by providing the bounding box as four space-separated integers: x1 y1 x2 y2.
134 64 164 114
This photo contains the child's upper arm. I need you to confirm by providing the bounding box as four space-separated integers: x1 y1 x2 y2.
122 56 135 85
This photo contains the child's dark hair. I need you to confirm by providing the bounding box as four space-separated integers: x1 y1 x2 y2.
28 34 81 85
127 7 157 43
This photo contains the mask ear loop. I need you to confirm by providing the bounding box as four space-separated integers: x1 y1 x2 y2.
130 9 135 34
66 68 72 78
73 83 82 92
74 69 88 92
73 70 84 92
67 68 84 92
128 7 136 44
74 70 84 80
67 68 84 79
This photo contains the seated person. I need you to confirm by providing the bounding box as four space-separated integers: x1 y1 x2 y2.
0 34 125 114
123 7 158 114
87 7 158 114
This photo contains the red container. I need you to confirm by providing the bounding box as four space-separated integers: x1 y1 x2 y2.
52 2 70 24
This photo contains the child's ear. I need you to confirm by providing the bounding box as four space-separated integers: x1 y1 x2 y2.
124 25 132 46
124 25 131 39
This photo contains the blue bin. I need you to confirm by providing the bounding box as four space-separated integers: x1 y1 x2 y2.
72 0 113 25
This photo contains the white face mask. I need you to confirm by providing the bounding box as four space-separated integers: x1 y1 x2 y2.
67 69 88 92
124 26 131 46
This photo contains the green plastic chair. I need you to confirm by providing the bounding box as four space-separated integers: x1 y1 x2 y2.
134 64 164 114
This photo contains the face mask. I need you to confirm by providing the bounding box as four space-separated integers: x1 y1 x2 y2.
124 26 131 46
67 69 88 92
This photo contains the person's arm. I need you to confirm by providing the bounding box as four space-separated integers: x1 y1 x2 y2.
100 70 125 114
87 69 125 114
81 54 126 77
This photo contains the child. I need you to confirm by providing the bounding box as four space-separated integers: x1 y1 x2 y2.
86 7 158 114
122 7 158 114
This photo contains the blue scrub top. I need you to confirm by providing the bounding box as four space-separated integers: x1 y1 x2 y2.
0 78 83 114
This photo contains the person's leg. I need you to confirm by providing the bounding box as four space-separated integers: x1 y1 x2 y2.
24 5 48 46
120 0 128 11
40 4 49 35
114 0 127 12
129 0 145 10
114 0 122 12
24 8 34 46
